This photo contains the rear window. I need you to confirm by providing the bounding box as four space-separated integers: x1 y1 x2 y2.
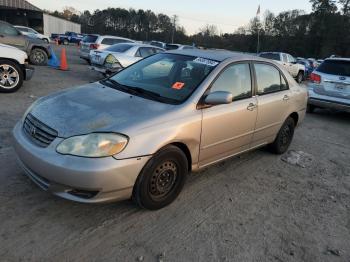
317 60 350 77
105 44 133 53
166 44 180 50
82 35 98 43
259 53 280 61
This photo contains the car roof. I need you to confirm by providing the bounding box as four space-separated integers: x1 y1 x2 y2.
166 49 263 62
111 43 164 49
99 35 133 40
325 57 350 62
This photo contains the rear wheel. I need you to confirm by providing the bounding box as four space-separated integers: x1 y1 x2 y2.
268 117 295 154
296 71 304 83
0 59 23 93
63 39 69 45
132 145 188 210
30 48 48 65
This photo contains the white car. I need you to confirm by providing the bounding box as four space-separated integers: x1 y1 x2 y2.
79 35 135 62
0 44 34 92
89 43 164 76
259 52 305 83
308 58 350 113
14 26 50 43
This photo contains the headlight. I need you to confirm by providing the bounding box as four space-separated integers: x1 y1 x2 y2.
56 133 128 158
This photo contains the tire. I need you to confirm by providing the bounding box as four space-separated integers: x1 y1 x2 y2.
132 145 188 210
63 39 69 45
29 48 48 65
268 117 295 155
0 59 24 93
306 104 315 113
296 71 304 83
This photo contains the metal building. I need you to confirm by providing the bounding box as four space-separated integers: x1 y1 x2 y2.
0 0 81 35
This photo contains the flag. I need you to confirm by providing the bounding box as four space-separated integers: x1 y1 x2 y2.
256 5 261 16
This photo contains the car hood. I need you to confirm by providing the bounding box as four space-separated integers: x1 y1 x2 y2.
29 82 176 137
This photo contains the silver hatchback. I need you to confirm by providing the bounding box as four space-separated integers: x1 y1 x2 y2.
13 50 307 210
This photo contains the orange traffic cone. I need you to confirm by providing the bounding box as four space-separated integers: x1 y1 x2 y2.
60 48 68 71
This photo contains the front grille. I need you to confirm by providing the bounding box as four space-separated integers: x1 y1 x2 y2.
23 113 58 147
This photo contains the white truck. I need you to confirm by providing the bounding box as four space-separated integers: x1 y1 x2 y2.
0 44 34 92
259 52 305 83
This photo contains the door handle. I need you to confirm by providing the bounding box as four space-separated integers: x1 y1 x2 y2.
283 95 290 101
247 103 257 111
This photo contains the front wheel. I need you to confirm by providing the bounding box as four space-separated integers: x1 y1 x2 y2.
132 145 188 210
268 117 295 154
63 39 69 45
296 71 304 83
0 59 23 93
30 48 48 65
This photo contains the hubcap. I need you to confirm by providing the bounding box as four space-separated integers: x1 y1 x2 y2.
0 64 19 89
33 51 45 63
149 161 178 200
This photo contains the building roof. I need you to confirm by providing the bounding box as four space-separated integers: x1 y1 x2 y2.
0 0 41 11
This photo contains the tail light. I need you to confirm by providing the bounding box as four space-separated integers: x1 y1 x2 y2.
90 43 100 49
310 73 321 84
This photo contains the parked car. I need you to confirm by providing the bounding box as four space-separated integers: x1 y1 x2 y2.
0 44 34 92
0 21 51 65
79 35 134 62
89 43 164 76
259 52 305 83
165 44 196 50
55 31 84 45
13 49 307 210
150 41 166 49
14 26 50 43
308 58 350 113
307 58 318 68
296 58 313 79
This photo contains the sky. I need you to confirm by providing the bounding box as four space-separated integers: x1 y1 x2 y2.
29 0 312 34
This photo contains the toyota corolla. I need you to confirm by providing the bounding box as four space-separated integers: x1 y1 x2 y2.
13 50 307 210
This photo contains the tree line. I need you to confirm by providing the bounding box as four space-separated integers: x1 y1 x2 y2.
48 0 350 58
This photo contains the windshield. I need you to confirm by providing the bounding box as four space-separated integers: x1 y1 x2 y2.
105 43 133 53
260 53 280 61
317 60 350 77
107 53 219 104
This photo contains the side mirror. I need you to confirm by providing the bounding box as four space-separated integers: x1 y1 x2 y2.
204 91 233 105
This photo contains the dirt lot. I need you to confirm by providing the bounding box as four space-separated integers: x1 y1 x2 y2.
0 45 349 262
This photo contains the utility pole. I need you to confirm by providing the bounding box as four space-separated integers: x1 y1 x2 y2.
171 15 177 44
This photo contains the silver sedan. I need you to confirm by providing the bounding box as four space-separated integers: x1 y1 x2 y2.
89 43 164 76
13 50 307 210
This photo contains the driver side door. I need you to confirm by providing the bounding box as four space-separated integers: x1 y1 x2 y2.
199 63 258 167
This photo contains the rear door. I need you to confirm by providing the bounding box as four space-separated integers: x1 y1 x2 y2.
199 63 258 166
251 62 292 147
314 60 350 100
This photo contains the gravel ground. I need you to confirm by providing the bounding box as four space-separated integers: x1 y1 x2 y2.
0 45 349 262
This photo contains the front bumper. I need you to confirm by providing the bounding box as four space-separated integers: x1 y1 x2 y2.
308 88 350 113
24 65 34 81
12 122 151 203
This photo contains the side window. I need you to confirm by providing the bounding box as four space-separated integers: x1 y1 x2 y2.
101 38 114 45
29 28 37 34
138 47 155 58
210 63 252 101
112 39 127 45
254 63 288 95
19 27 28 32
153 48 163 54
282 54 288 63
287 55 295 63
0 24 19 36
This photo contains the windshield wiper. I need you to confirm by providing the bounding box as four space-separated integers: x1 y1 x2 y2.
101 79 173 103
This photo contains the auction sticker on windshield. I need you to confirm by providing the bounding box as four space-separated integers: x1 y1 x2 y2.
193 57 219 67
172 82 185 90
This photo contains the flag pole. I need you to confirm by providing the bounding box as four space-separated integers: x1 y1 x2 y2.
256 5 261 54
